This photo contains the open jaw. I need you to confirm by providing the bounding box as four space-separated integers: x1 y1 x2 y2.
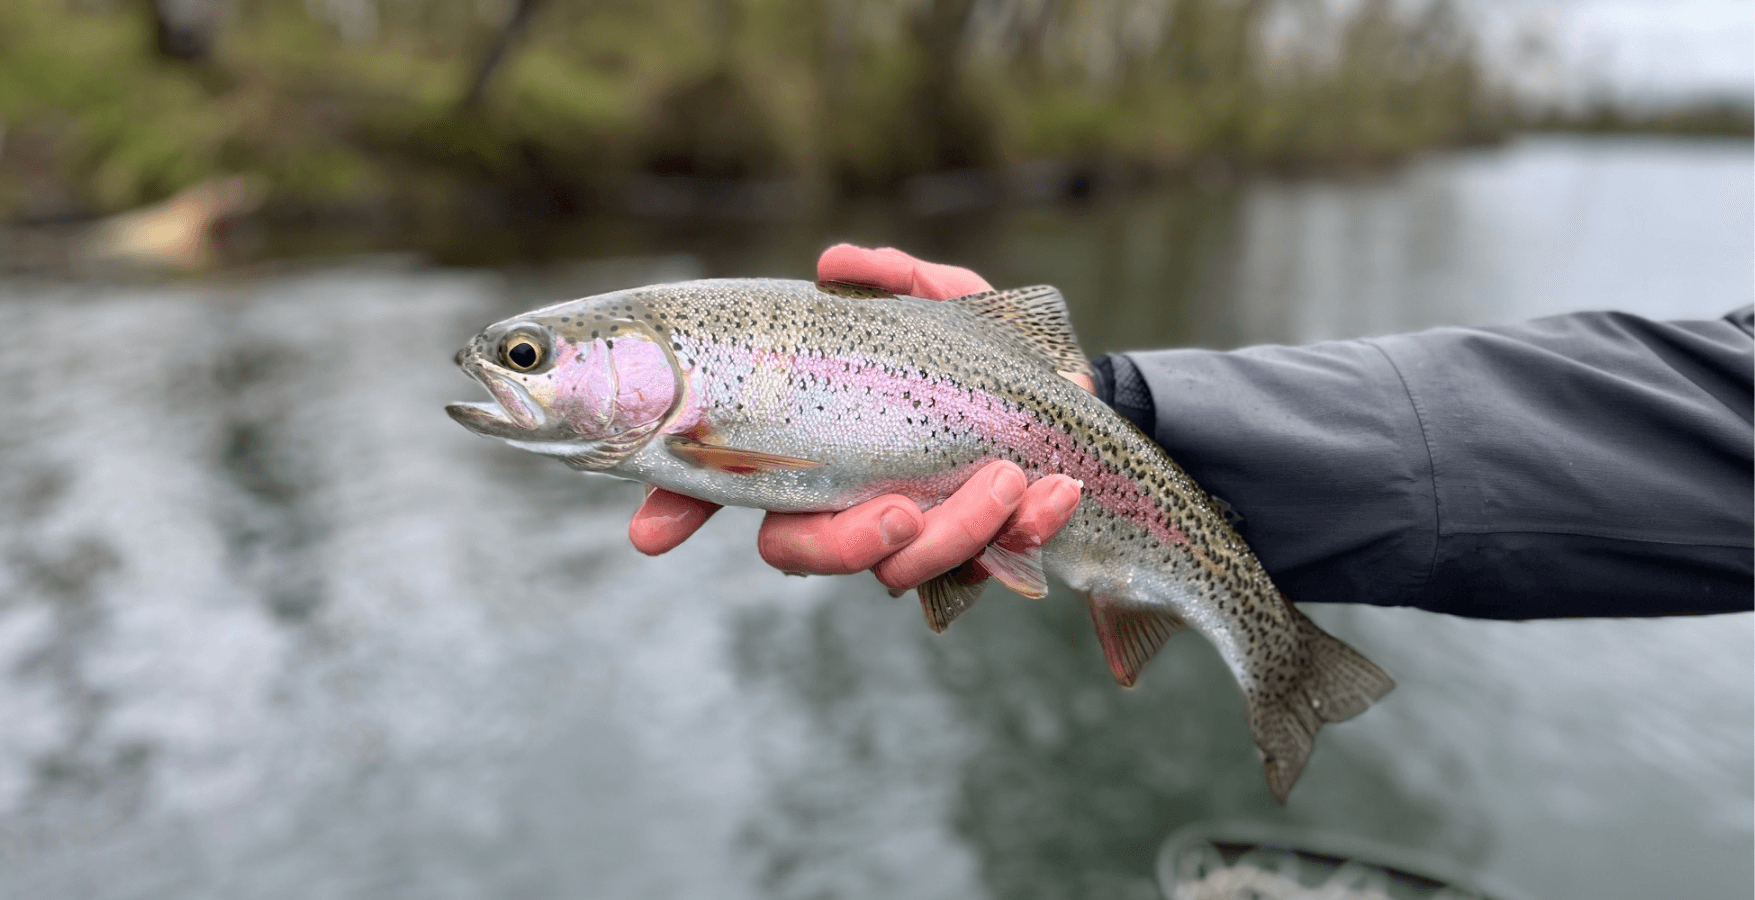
447 366 547 438
445 374 630 466
445 400 529 439
445 395 663 472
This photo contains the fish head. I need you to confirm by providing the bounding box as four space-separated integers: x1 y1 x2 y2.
447 302 682 470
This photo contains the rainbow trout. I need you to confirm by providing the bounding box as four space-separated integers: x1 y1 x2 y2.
447 278 1393 801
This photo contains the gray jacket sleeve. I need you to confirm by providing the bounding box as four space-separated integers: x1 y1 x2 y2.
1091 307 1753 619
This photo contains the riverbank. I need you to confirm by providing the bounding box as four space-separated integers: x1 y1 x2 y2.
5 0 1747 238
3 0 1511 225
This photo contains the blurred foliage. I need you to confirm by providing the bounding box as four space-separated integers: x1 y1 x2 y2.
1526 99 1754 139
1 0 1517 221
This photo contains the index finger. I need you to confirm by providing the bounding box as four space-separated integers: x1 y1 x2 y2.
818 244 992 301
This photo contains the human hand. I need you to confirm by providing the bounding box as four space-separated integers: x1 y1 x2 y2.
629 244 1087 594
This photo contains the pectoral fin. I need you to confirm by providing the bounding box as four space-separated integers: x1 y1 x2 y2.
664 435 824 474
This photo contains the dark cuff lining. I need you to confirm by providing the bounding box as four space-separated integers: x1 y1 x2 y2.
1090 356 1116 408
1094 355 1157 435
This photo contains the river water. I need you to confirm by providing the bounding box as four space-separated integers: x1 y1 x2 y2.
0 135 1748 900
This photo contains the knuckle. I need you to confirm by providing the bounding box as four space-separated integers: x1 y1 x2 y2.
830 530 872 573
872 558 917 591
954 514 994 548
950 493 1004 546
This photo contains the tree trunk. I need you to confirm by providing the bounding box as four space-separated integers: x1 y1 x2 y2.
462 0 548 110
907 0 991 171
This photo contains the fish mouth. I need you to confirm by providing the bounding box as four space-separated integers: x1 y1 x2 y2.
446 400 529 439
449 360 545 437
446 394 645 471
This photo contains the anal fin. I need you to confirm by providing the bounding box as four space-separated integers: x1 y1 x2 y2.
1088 595 1187 688
917 560 988 633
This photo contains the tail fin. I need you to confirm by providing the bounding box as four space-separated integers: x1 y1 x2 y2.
1248 612 1395 803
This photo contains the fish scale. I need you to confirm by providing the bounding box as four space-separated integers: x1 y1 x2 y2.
448 277 1393 801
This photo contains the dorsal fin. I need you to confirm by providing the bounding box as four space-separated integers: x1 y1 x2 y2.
949 286 1092 381
816 280 898 300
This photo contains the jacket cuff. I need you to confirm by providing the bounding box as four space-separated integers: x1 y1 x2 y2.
1110 343 1439 610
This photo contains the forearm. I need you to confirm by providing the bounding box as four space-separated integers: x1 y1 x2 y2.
1093 308 1755 619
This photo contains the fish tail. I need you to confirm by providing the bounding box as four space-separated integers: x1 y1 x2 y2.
1247 608 1395 803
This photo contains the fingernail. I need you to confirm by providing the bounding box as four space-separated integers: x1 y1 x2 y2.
879 507 919 546
991 467 1025 506
1049 479 1081 518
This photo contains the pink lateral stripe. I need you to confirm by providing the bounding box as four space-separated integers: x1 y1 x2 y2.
692 345 1187 547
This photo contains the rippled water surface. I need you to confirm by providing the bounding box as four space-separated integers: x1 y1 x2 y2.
0 136 1748 900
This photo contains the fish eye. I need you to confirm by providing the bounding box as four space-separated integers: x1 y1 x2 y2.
503 335 544 372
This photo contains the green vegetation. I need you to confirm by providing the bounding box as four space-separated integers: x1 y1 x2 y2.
1529 99 1755 139
0 0 1661 223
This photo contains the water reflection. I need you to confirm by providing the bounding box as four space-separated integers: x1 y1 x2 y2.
1219 136 1755 344
923 596 1468 900
0 137 1747 900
